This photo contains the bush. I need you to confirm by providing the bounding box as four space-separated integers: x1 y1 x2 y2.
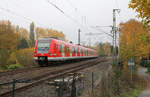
7 52 17 65
16 48 36 67
8 64 22 70
140 59 150 67
0 49 9 69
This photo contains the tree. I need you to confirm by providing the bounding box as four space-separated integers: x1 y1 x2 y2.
29 22 35 47
47 29 66 41
129 0 150 27
35 27 47 39
35 27 66 41
17 38 29 49
119 19 150 64
19 27 29 39
95 42 111 56
0 49 9 69
0 20 17 52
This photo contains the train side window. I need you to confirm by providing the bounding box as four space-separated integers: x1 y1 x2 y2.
72 47 74 53
62 44 64 53
74 48 75 54
80 49 81 54
56 43 58 49
68 47 70 53
70 46 72 53
74 48 76 54
65 46 67 53
87 50 88 55
59 45 61 53
71 47 73 53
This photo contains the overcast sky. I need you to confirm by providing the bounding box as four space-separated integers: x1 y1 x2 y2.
0 0 137 45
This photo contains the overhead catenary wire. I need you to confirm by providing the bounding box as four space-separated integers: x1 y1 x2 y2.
65 0 77 12
0 7 32 22
46 0 84 27
0 5 46 27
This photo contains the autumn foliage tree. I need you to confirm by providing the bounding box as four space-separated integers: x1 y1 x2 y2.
95 42 111 56
118 19 150 88
119 19 150 65
0 21 17 51
29 22 35 47
35 27 66 41
129 0 150 27
0 21 18 68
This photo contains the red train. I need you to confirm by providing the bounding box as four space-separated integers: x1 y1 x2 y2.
34 37 98 66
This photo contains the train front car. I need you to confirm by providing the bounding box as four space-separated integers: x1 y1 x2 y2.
34 37 52 66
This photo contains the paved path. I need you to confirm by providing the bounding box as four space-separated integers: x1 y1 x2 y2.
138 67 150 97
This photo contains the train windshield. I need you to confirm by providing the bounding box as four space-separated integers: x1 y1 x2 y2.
37 38 51 53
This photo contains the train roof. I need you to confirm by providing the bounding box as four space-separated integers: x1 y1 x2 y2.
38 37 64 41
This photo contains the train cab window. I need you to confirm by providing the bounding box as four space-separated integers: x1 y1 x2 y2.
37 38 51 53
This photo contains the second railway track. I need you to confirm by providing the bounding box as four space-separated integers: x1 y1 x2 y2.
0 57 107 97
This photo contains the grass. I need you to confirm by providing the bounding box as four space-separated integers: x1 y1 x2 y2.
122 86 142 97
146 71 150 75
0 68 4 72
8 64 22 70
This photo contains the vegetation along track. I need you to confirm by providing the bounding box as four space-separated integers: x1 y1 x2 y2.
0 57 106 97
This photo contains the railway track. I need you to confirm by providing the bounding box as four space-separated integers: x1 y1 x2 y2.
0 57 106 97
0 61 74 78
0 67 41 78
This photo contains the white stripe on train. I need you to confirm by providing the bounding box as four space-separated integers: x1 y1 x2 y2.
34 56 97 61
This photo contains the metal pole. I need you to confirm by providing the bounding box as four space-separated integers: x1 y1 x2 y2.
112 29 115 64
113 9 116 64
92 72 94 96
62 77 64 97
78 29 81 45
12 79 16 97
131 65 133 82
71 74 76 97
113 9 120 65
131 70 132 82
